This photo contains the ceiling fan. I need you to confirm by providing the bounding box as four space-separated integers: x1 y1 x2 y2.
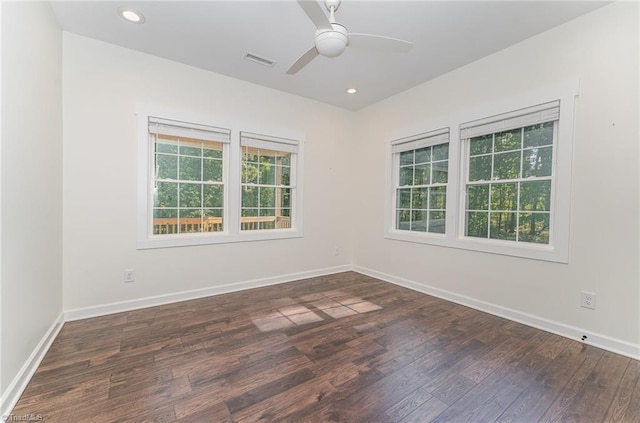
287 0 414 74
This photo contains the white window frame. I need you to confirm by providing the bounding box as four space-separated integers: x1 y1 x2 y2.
390 128 451 237
239 132 299 233
137 105 304 249
385 79 579 263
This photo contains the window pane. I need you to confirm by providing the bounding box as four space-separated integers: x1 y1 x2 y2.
156 141 178 154
279 187 291 208
155 182 178 208
411 210 427 232
429 186 446 210
415 147 430 164
259 187 276 208
400 151 414 166
466 185 489 211
518 213 550 244
203 185 223 208
466 212 488 238
414 164 430 185
203 158 223 182
156 154 177 180
242 186 258 208
179 143 201 156
397 209 411 230
259 208 276 217
520 180 551 212
243 149 259 163
470 135 492 156
432 161 448 184
203 144 223 159
490 183 517 211
428 211 446 234
278 152 291 166
493 151 521 180
153 208 177 235
523 147 552 178
179 209 202 233
495 129 521 152
398 189 411 208
243 162 259 184
524 122 553 148
259 162 275 185
242 208 258 217
179 183 202 208
278 165 291 185
490 212 517 241
432 143 449 161
469 156 492 181
203 209 223 232
179 156 201 181
399 166 413 186
260 151 277 166
412 188 428 210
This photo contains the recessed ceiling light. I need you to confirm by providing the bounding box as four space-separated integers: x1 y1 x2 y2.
346 88 357 94
119 7 145 24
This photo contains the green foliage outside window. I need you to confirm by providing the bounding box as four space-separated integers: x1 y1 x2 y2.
153 136 224 234
465 122 553 244
396 143 449 234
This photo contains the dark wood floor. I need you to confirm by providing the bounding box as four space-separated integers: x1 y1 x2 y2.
11 272 640 422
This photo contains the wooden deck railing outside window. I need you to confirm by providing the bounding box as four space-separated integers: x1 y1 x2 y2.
153 216 291 234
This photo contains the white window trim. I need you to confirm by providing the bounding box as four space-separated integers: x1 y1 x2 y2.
389 127 451 237
384 79 579 263
136 104 304 249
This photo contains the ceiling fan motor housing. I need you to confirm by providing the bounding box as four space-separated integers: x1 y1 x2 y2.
315 23 348 57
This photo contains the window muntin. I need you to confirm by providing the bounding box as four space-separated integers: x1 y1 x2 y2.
463 110 557 245
385 85 577 263
148 117 231 239
396 143 449 233
240 132 298 232
391 129 450 235
138 109 304 249
153 135 224 234
241 146 292 231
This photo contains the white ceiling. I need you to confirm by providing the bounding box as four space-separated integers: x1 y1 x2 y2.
50 1 607 111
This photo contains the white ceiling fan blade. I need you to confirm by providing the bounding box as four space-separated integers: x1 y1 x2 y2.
348 33 414 53
287 46 319 74
297 0 332 30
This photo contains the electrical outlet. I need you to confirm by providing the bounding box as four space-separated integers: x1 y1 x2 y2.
580 291 596 310
124 269 135 283
334 247 340 256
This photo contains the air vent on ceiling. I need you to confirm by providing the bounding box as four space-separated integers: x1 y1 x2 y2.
243 52 276 67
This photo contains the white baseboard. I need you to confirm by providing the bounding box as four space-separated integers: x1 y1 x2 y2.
1 312 64 418
352 265 640 361
65 265 352 321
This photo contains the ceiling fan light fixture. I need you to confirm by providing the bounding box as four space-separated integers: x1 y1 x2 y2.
346 88 357 94
315 25 348 57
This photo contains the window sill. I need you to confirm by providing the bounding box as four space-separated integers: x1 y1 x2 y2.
137 229 303 250
384 230 567 263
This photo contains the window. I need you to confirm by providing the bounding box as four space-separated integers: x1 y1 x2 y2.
392 129 449 234
240 132 298 231
462 101 558 245
385 81 577 262
137 106 304 249
150 118 229 236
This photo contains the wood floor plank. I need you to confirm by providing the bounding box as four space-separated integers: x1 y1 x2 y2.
9 272 637 423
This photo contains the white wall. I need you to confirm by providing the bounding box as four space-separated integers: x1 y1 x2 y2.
353 2 639 349
62 34 355 312
1 0 63 398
